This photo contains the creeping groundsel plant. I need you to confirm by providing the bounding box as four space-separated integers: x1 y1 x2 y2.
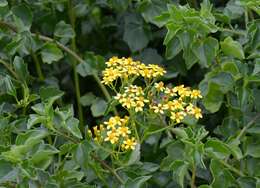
91 57 203 152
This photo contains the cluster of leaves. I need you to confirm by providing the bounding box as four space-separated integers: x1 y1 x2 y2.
0 0 260 187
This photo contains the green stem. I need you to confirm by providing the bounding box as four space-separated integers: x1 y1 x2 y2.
0 59 19 79
235 113 260 142
191 163 196 188
219 28 246 36
218 159 245 177
31 51 44 81
67 0 84 131
245 8 249 29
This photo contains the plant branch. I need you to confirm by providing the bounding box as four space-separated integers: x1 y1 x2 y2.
191 163 196 188
0 21 113 106
68 0 84 131
0 59 19 79
31 51 44 81
219 159 245 177
235 113 260 141
219 28 246 36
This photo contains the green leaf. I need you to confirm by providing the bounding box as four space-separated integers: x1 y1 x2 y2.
90 98 107 117
108 0 130 11
123 14 150 52
41 43 63 64
0 160 17 184
39 86 64 103
0 0 8 7
54 21 75 39
210 159 235 188
165 37 182 60
192 37 219 68
137 48 163 65
76 62 93 77
13 56 29 83
170 160 189 188
138 0 167 25
80 92 97 106
237 177 256 188
253 59 260 75
221 61 240 79
126 144 140 166
245 139 260 158
66 117 82 139
73 141 94 168
30 144 59 170
16 129 49 145
27 114 46 129
0 76 17 97
220 37 245 59
11 4 33 29
205 139 231 159
201 82 224 113
125 175 152 188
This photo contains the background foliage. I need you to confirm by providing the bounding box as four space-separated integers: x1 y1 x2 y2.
0 0 260 187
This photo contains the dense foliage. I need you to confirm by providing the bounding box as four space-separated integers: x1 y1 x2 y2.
0 0 260 187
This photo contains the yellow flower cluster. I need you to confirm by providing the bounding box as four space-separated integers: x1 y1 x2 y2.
102 57 166 85
150 82 203 123
90 116 137 150
114 85 149 112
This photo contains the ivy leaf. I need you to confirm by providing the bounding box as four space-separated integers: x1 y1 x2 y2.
138 0 167 25
192 37 219 68
41 43 63 64
11 4 33 30
39 86 64 103
126 144 141 166
90 98 107 117
170 160 189 188
80 92 97 106
66 117 82 139
205 139 231 159
201 82 224 113
0 76 17 97
123 13 150 52
0 160 17 184
253 59 260 75
165 37 182 60
54 21 75 39
210 160 235 188
220 37 245 59
0 0 8 7
13 56 29 83
76 62 93 77
125 175 152 188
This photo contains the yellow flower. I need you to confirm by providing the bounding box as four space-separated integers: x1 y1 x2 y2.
93 126 100 136
104 129 119 144
104 116 121 129
154 81 165 92
150 103 164 114
193 107 202 119
122 137 137 150
166 100 184 111
164 87 177 97
121 97 135 109
190 90 202 99
117 126 131 137
170 111 186 123
120 116 129 125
